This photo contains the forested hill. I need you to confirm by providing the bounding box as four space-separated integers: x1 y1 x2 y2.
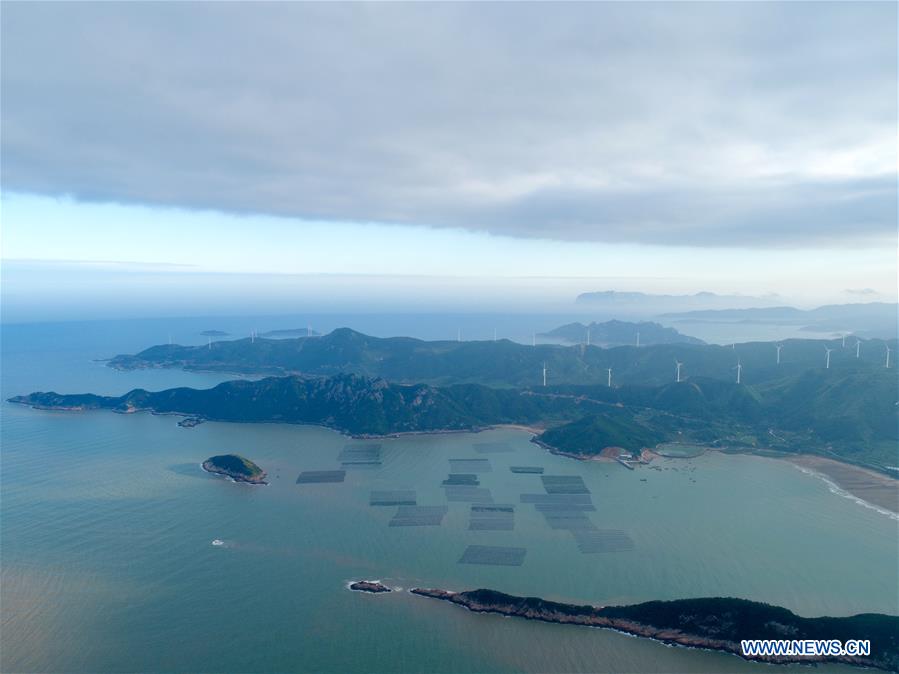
108 327 898 388
11 368 899 467
539 320 703 346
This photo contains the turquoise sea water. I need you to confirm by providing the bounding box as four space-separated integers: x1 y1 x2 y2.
2 320 896 673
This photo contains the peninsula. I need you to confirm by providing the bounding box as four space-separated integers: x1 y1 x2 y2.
411 588 899 671
202 454 267 484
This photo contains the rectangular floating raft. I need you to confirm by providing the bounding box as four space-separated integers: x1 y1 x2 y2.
389 505 448 527
541 475 590 494
441 474 480 486
510 466 544 474
443 485 494 503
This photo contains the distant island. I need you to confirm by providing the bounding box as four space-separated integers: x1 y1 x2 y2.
260 327 320 338
661 302 899 340
539 320 703 346
200 330 230 337
201 454 267 484
574 290 773 313
411 588 899 671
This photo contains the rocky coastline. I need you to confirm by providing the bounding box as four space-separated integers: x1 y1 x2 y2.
349 580 392 594
410 588 897 671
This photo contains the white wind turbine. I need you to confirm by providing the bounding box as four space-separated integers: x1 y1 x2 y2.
457 328 462 342
886 346 892 369
586 326 591 346
607 368 612 387
542 362 548 387
776 344 783 365
208 337 212 350
675 360 683 383
734 360 742 384
635 331 641 348
824 347 833 369
855 339 861 359
841 334 847 348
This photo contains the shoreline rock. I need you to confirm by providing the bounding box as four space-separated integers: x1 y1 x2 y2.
349 580 392 594
409 588 897 671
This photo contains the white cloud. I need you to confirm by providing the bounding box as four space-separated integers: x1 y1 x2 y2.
1 2 895 246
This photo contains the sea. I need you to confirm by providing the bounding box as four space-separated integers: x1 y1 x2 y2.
2 317 897 673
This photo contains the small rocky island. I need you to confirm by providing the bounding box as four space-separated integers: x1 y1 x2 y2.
410 588 898 671
178 417 204 428
349 580 392 594
202 454 267 484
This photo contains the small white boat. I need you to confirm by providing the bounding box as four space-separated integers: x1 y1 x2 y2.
211 539 225 546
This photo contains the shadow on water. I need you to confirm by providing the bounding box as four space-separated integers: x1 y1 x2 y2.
168 462 215 480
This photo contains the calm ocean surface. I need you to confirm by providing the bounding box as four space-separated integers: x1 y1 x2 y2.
2 319 896 673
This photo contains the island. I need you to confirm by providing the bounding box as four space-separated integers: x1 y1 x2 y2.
200 330 230 337
539 319 703 346
349 580 392 593
201 454 267 484
410 588 899 671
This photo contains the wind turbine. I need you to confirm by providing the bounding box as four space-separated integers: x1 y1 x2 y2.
586 326 591 346
776 344 783 365
168 333 173 346
542 362 548 387
887 346 892 369
208 337 212 350
607 368 612 387
635 331 641 348
734 360 742 384
675 360 683 383
493 328 497 342
457 328 462 342
824 347 833 370
841 334 847 348
855 339 861 359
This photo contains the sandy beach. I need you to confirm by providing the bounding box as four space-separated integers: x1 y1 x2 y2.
785 455 898 515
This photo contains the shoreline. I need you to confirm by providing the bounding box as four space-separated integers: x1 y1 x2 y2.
9 397 897 515
782 454 898 516
408 588 894 671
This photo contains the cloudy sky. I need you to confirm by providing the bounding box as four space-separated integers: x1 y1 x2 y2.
1 2 896 318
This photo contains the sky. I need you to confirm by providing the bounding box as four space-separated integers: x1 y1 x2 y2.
1 2 896 321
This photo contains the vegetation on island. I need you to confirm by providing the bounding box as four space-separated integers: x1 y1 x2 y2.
411 588 899 671
9 327 898 472
539 319 703 346
202 454 267 484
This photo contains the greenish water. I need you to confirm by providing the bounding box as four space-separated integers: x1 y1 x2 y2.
2 321 896 673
